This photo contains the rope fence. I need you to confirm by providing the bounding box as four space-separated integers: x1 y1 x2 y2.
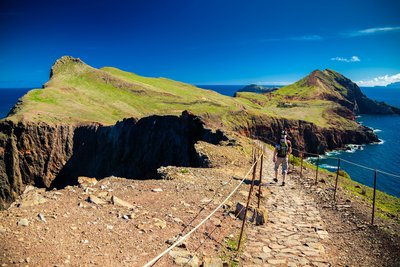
261 137 400 181
145 135 397 266
144 151 264 267
260 135 399 225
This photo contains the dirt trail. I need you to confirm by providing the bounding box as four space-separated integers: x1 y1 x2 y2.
241 145 399 266
0 137 399 267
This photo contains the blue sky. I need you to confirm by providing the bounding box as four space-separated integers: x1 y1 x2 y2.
1 0 399 87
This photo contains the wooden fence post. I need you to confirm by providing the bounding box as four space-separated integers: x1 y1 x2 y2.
333 158 341 201
371 170 377 225
257 154 264 208
238 156 258 250
315 155 320 184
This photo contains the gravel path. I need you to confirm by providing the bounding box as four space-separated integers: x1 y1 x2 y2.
241 152 332 267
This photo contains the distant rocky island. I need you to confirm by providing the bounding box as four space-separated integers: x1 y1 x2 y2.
1 56 400 209
374 81 400 89
235 84 279 95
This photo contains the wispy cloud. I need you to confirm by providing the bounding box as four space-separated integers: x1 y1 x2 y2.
330 56 360 63
345 26 400 37
265 35 323 42
287 35 323 41
357 73 400 87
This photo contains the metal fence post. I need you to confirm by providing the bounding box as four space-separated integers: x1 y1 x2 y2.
238 157 258 251
257 154 264 208
371 170 377 225
290 154 294 173
333 158 341 201
300 152 304 178
315 155 320 184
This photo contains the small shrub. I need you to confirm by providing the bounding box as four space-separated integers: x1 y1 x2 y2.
180 168 189 174
289 155 302 166
338 170 351 179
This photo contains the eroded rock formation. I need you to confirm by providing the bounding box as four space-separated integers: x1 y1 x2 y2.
0 111 227 209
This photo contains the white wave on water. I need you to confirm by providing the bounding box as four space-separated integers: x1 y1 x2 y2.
343 144 365 153
373 128 382 133
320 164 338 170
371 139 385 145
326 150 341 156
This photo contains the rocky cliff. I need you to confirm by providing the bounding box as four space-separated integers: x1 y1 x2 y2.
0 111 227 209
229 113 378 155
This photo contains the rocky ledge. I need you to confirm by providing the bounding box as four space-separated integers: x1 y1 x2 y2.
0 111 227 209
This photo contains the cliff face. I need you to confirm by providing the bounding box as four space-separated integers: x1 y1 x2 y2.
230 114 379 155
0 111 227 209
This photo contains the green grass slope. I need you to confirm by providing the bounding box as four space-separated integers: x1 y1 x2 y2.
4 56 360 130
7 56 244 125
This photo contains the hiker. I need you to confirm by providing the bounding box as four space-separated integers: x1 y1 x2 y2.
273 130 292 186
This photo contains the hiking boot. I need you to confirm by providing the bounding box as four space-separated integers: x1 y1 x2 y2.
273 178 278 183
281 181 285 186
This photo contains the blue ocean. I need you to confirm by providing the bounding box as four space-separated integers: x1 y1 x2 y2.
0 88 32 118
1 86 400 197
309 87 400 197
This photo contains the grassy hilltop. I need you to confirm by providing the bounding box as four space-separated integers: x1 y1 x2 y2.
6 56 373 130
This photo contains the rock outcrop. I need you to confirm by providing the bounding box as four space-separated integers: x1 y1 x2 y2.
0 111 227 209
236 84 279 95
231 113 379 155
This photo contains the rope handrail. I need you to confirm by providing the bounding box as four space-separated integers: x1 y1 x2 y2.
261 137 400 181
339 158 376 172
143 154 262 267
376 169 400 179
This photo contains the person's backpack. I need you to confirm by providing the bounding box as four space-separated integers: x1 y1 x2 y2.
277 140 289 157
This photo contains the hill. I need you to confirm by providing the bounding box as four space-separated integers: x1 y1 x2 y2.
386 81 400 89
7 56 242 126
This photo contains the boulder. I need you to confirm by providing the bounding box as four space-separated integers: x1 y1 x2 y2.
202 258 225 267
87 195 107 205
19 192 47 208
78 176 98 189
169 249 200 267
250 207 267 225
111 195 134 209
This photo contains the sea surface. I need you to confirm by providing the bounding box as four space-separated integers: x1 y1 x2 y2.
0 88 32 118
197 85 246 96
1 86 400 197
307 87 400 197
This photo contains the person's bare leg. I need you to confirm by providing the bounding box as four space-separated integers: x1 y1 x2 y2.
282 173 286 186
274 160 279 182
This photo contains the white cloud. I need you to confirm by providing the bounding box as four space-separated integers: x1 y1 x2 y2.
347 26 400 37
357 73 400 87
330 56 360 62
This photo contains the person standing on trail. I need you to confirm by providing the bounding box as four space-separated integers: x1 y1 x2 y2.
273 130 292 186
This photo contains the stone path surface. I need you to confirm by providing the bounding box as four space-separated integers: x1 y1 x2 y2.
241 155 331 267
